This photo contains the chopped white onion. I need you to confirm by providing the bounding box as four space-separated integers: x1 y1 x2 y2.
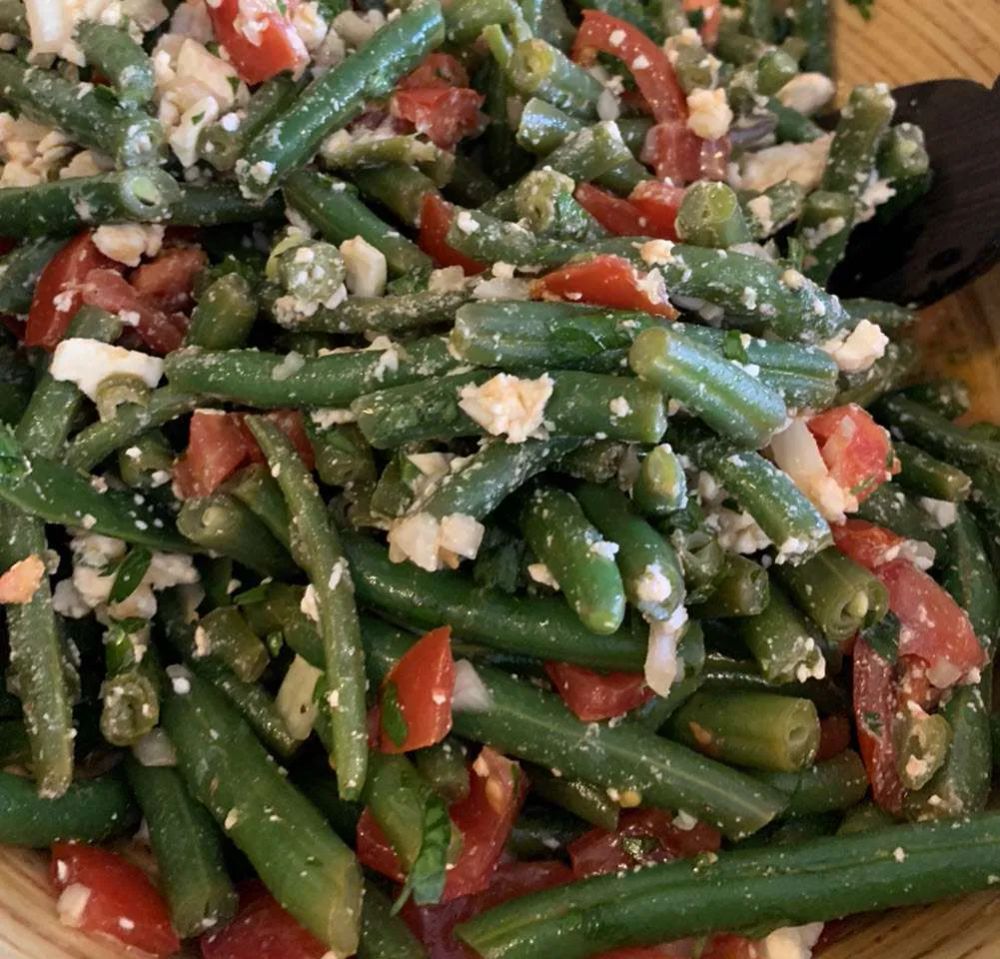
451 659 493 713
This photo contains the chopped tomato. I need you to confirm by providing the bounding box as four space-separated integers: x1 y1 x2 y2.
534 254 678 318
878 558 985 685
240 409 316 472
574 183 648 236
80 269 187 355
628 181 685 240
445 747 525 899
355 809 406 883
852 637 905 814
545 661 653 722
682 0 722 47
399 52 470 89
130 246 207 314
568 808 721 879
25 233 114 349
0 554 46 604
50 842 179 957
379 626 455 753
831 518 907 572
474 860 573 910
206 0 308 85
418 193 486 275
897 654 940 714
572 11 686 123
807 404 898 504
173 411 257 499
640 122 730 184
816 713 852 762
201 882 326 959
392 87 486 150
700 935 758 959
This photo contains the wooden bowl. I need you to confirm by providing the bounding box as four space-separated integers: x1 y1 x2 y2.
2 1 999 956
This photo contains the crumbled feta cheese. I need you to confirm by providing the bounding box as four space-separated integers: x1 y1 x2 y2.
59 149 113 179
919 497 958 529
820 319 888 373
746 194 774 235
428 266 467 293
856 175 897 224
527 562 560 590
635 563 673 606
455 211 480 234
300 584 320 623
770 418 856 523
609 396 632 418
731 134 833 193
0 113 75 186
644 605 689 696
387 512 485 572
686 87 732 140
92 224 165 267
331 8 384 48
698 471 773 554
597 86 620 121
310 408 356 428
340 235 387 298
776 73 835 115
50 339 164 401
472 269 532 300
291 0 328 51
589 539 619 560
271 350 305 381
458 373 553 444
639 239 675 266
758 923 824 959
0 554 46 604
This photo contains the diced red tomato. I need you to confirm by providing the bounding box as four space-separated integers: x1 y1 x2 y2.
852 637 905 814
50 842 180 957
239 409 316 472
445 747 525 899
807 404 898 504
174 410 258 499
418 193 486 275
379 626 455 753
628 181 685 240
473 860 573 911
896 654 940 714
831 518 907 572
682 0 722 47
816 713 852 762
594 946 695 959
201 882 326 959
130 246 207 314
80 269 187 355
878 558 985 685
568 808 721 879
206 0 308 85
534 254 678 318
0 554 46 604
640 122 730 184
572 11 687 123
700 934 758 959
399 52 470 90
574 183 648 236
392 87 486 150
355 809 406 883
25 233 114 349
545 661 653 722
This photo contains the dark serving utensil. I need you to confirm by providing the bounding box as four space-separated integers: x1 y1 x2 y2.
828 76 1000 307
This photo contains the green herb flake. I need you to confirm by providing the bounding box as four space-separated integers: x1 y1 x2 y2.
109 546 152 604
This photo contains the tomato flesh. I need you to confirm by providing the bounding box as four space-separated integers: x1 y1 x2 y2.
816 713 852 762
130 246 206 314
574 183 647 236
545 661 653 722
399 53 471 90
380 626 455 753
50 842 180 957
628 180 685 240
641 121 730 184
418 193 486 274
392 87 486 150
206 0 308 85
831 518 907 572
808 404 897 504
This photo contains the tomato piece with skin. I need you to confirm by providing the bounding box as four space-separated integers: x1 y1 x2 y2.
50 842 180 957
173 410 258 499
130 246 207 314
831 518 907 572
699 935 758 959
852 637 905 814
807 404 898 504
534 254 679 318
628 180 685 240
641 122 730 184
816 713 852 762
568 808 721 879
80 269 187 355
392 87 486 151
683 0 722 47
206 0 308 85
399 52 470 89
355 808 406 883
201 882 326 959
25 233 115 349
418 194 486 274
379 626 455 753
545 661 653 722
574 183 648 236
572 11 687 123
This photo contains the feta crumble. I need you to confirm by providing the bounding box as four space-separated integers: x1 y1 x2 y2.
458 373 553 444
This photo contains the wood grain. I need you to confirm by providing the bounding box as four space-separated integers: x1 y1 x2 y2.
1 2 998 958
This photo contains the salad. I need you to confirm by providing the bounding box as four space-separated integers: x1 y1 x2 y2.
0 0 997 956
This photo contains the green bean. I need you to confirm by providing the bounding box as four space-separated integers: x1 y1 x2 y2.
894 441 972 502
756 49 796 92
446 0 528 44
99 621 160 747
797 189 854 283
676 182 752 249
342 531 647 670
0 770 137 846
359 883 430 959
894 710 952 791
943 504 1000 649
631 622 706 731
239 0 446 197
193 606 271 683
350 163 438 227
163 668 363 954
75 21 154 106
557 439 628 484
515 168 605 241
223 464 291 549
541 120 645 194
526 764 619 831
0 168 179 238
854 483 946 559
125 759 237 938
670 690 820 772
824 82 896 199
186 273 257 350
575 482 685 622
284 169 432 276
445 154 498 209
519 485 627 635
413 738 470 804
0 0 25 34
837 800 896 835
168 183 283 227
753 749 870 817
0 237 63 314
691 556 769 620
248 417 368 800
519 0 575 49
669 524 728 605
630 327 788 448
790 0 831 73
877 122 931 202
321 132 450 182
633 444 687 518
164 337 456 409
506 38 602 119
777 547 888 645
507 803 587 859
738 582 827 685
445 207 582 268
897 379 971 420
741 180 807 241
768 96 826 144
308 421 376 492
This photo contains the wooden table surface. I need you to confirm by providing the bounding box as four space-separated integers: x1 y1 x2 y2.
1 1 999 957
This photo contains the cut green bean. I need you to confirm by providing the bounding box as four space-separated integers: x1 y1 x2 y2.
753 749 870 817
632 444 688 518
738 582 827 685
75 21 154 106
676 182 752 249
691 556 769 619
0 237 65 314
894 441 972 502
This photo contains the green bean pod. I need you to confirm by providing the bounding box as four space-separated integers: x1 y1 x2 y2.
690 556 770 620
752 749 870 817
675 182 752 249
506 38 603 119
0 237 65 314
894 441 972 502
75 21 154 105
